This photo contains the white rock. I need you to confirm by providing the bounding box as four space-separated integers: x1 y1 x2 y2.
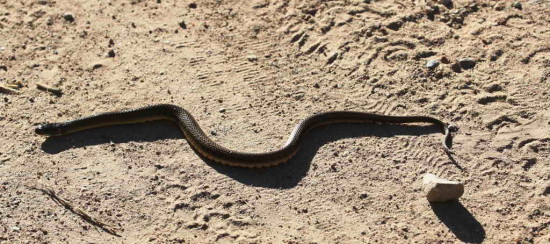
423 174 464 202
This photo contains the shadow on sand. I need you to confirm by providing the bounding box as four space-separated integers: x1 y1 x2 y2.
41 121 447 189
41 120 182 154
430 201 486 243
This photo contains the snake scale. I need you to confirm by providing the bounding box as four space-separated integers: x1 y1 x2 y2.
35 104 452 168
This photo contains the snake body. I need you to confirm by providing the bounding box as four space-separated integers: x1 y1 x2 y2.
35 104 452 168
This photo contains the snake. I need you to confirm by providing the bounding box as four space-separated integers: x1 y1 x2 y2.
35 104 452 168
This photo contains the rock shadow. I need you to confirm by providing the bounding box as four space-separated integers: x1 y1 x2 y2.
430 201 486 243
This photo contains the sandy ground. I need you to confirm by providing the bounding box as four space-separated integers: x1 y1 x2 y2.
1 0 549 243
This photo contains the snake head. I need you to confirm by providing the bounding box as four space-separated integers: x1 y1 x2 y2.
35 123 63 136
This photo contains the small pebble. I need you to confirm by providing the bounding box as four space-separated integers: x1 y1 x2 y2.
458 58 476 69
246 55 258 62
178 20 187 29
426 60 440 69
62 13 75 22
293 93 305 100
219 108 226 113
91 63 103 70
423 174 464 202
483 83 503 93
386 20 402 31
107 49 116 58
188 2 197 8
450 62 462 72
512 2 523 10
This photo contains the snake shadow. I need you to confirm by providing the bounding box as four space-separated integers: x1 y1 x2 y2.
430 201 485 243
40 121 447 189
204 123 445 188
40 120 182 154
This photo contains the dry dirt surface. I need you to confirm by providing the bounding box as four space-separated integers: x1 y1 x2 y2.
1 0 549 243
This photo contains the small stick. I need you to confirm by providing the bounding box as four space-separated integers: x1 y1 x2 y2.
36 83 63 96
0 85 19 94
28 186 121 237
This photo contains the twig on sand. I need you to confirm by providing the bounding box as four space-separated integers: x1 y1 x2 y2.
0 85 19 94
36 83 63 96
28 186 121 237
